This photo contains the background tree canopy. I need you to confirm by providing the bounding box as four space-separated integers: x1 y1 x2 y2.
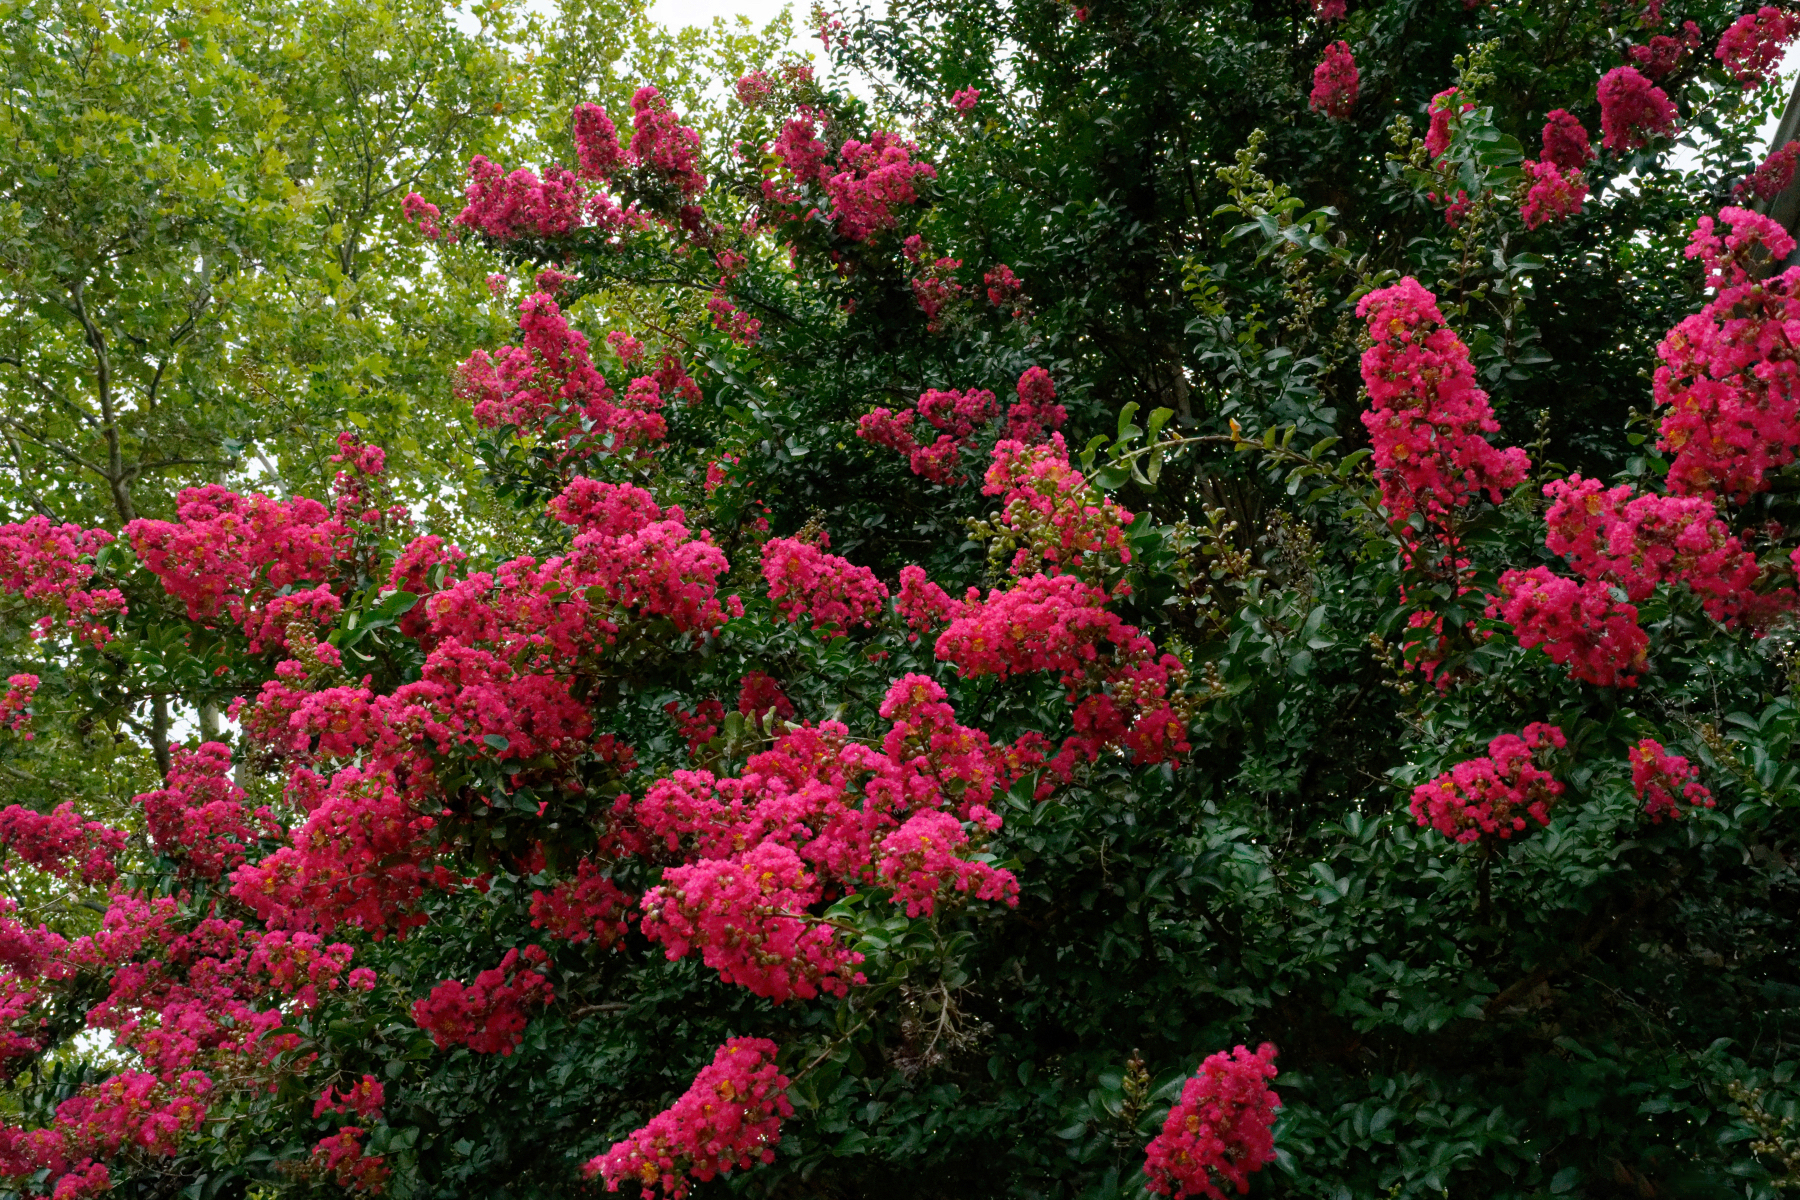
1 0 1799 1197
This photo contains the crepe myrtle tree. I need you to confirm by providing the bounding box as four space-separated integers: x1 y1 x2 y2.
6 0 1800 1198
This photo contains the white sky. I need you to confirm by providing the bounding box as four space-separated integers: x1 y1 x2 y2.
651 0 794 32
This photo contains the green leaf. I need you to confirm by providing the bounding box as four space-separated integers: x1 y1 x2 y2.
1116 401 1142 445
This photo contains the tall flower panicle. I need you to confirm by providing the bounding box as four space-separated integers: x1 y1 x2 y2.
1425 88 1471 158
1309 42 1358 118
1355 277 1530 530
1009 367 1066 443
1143 1044 1281 1200
1540 109 1594 170
572 103 624 181
1655 207 1800 501
628 86 706 197
1597 66 1676 152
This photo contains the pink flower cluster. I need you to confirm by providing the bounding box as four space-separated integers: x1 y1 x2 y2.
859 369 1065 485
1490 568 1649 687
314 1076 385 1121
401 192 448 240
949 86 981 112
1738 141 1800 201
128 485 346 637
0 802 125 886
1716 6 1800 88
1409 723 1567 842
1597 66 1676 152
641 841 865 1002
456 293 667 462
312 1125 390 1193
0 518 126 645
0 887 383 1195
529 859 633 946
1355 277 1530 533
734 71 774 109
587 1037 793 1198
233 479 731 935
50 1159 108 1199
909 251 965 334
765 117 938 242
1142 1043 1281 1200
448 87 702 245
761 536 889 634
574 103 626 180
1655 207 1800 501
1543 475 1758 621
1309 42 1358 119
0 674 34 737
1520 159 1587 229
227 763 442 939
1541 109 1593 171
624 87 706 197
454 157 589 240
875 808 1018 916
737 671 794 721
1425 88 1471 159
706 289 763 345
823 132 937 241
411 946 554 1056
983 434 1129 576
628 676 1030 999
136 743 282 880
1009 367 1067 442
43 1071 212 1161
666 698 725 754
984 263 1026 314
935 572 1145 684
1629 738 1715 821
1627 22 1700 77
935 571 1189 772
896 565 960 637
